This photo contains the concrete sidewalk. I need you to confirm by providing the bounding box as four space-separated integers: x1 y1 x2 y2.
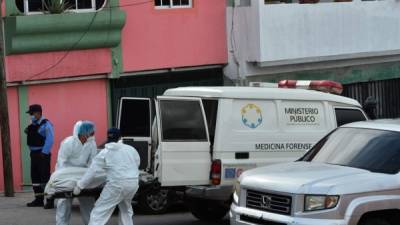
0 192 94 225
0 192 228 225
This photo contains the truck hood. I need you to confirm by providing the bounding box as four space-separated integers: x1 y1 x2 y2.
240 162 396 195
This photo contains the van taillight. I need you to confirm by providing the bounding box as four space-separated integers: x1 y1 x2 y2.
211 160 221 185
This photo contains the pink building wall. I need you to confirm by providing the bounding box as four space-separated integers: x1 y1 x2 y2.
0 87 23 191
121 0 227 72
6 49 112 82
1 0 228 192
27 79 109 170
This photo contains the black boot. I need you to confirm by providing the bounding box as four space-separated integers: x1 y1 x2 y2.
26 199 44 207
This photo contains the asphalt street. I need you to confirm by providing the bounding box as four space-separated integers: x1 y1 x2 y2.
0 192 229 225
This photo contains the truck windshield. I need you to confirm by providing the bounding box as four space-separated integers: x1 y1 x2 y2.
301 127 400 174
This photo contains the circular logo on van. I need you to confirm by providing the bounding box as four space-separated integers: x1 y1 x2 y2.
241 104 263 129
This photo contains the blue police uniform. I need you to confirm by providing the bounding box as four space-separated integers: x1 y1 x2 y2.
26 105 54 207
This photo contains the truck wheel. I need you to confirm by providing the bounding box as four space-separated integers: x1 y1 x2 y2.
359 217 391 225
138 189 170 214
187 198 229 221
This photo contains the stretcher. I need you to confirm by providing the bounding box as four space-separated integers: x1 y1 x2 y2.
45 167 159 207
50 188 103 199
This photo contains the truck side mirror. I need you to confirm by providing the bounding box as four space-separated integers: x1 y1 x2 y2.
363 96 377 120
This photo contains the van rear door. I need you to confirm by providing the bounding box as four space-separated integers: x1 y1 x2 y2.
154 96 211 186
117 97 152 171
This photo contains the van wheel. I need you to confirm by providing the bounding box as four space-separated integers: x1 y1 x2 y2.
138 189 170 214
187 198 229 221
359 217 391 225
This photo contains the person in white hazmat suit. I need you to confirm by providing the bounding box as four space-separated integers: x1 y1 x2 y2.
73 128 140 225
56 121 98 225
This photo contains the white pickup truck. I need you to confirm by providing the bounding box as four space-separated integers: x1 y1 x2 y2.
117 82 369 218
231 120 400 225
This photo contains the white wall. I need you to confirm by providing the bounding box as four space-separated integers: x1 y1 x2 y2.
225 0 400 81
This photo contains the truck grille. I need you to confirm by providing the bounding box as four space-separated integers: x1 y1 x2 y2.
246 189 292 215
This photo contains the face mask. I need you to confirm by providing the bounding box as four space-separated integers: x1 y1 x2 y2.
87 136 95 143
31 115 37 122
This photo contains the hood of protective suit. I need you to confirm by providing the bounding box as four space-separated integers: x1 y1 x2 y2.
104 142 123 151
73 121 83 137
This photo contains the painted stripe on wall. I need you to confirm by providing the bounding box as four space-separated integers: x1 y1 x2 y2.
111 44 123 79
18 85 31 188
110 0 123 78
106 80 113 127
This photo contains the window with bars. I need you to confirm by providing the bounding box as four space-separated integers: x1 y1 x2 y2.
155 0 192 8
16 0 106 14
65 0 106 11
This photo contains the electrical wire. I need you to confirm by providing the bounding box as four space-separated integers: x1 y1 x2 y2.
23 0 153 81
24 11 99 81
229 2 241 86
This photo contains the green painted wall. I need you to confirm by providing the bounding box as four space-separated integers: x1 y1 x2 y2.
111 44 123 78
18 86 30 188
248 61 400 84
107 0 123 78
4 9 126 55
106 80 113 127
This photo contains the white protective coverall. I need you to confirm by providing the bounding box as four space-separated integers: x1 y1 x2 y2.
56 121 98 225
77 141 140 225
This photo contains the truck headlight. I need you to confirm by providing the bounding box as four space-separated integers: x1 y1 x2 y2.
233 180 241 204
304 195 339 212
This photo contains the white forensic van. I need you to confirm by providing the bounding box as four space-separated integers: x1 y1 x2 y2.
116 82 368 219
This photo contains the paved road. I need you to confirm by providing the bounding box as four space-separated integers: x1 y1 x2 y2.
0 192 230 225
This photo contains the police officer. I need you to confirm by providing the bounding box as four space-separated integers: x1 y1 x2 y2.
25 104 54 208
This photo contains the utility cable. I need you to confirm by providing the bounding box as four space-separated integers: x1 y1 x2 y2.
23 0 153 81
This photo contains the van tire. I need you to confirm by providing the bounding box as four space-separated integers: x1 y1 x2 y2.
138 188 170 214
359 217 391 225
187 198 229 221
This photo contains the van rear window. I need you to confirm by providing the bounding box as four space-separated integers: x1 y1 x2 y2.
119 98 151 137
160 100 208 142
335 108 367 127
